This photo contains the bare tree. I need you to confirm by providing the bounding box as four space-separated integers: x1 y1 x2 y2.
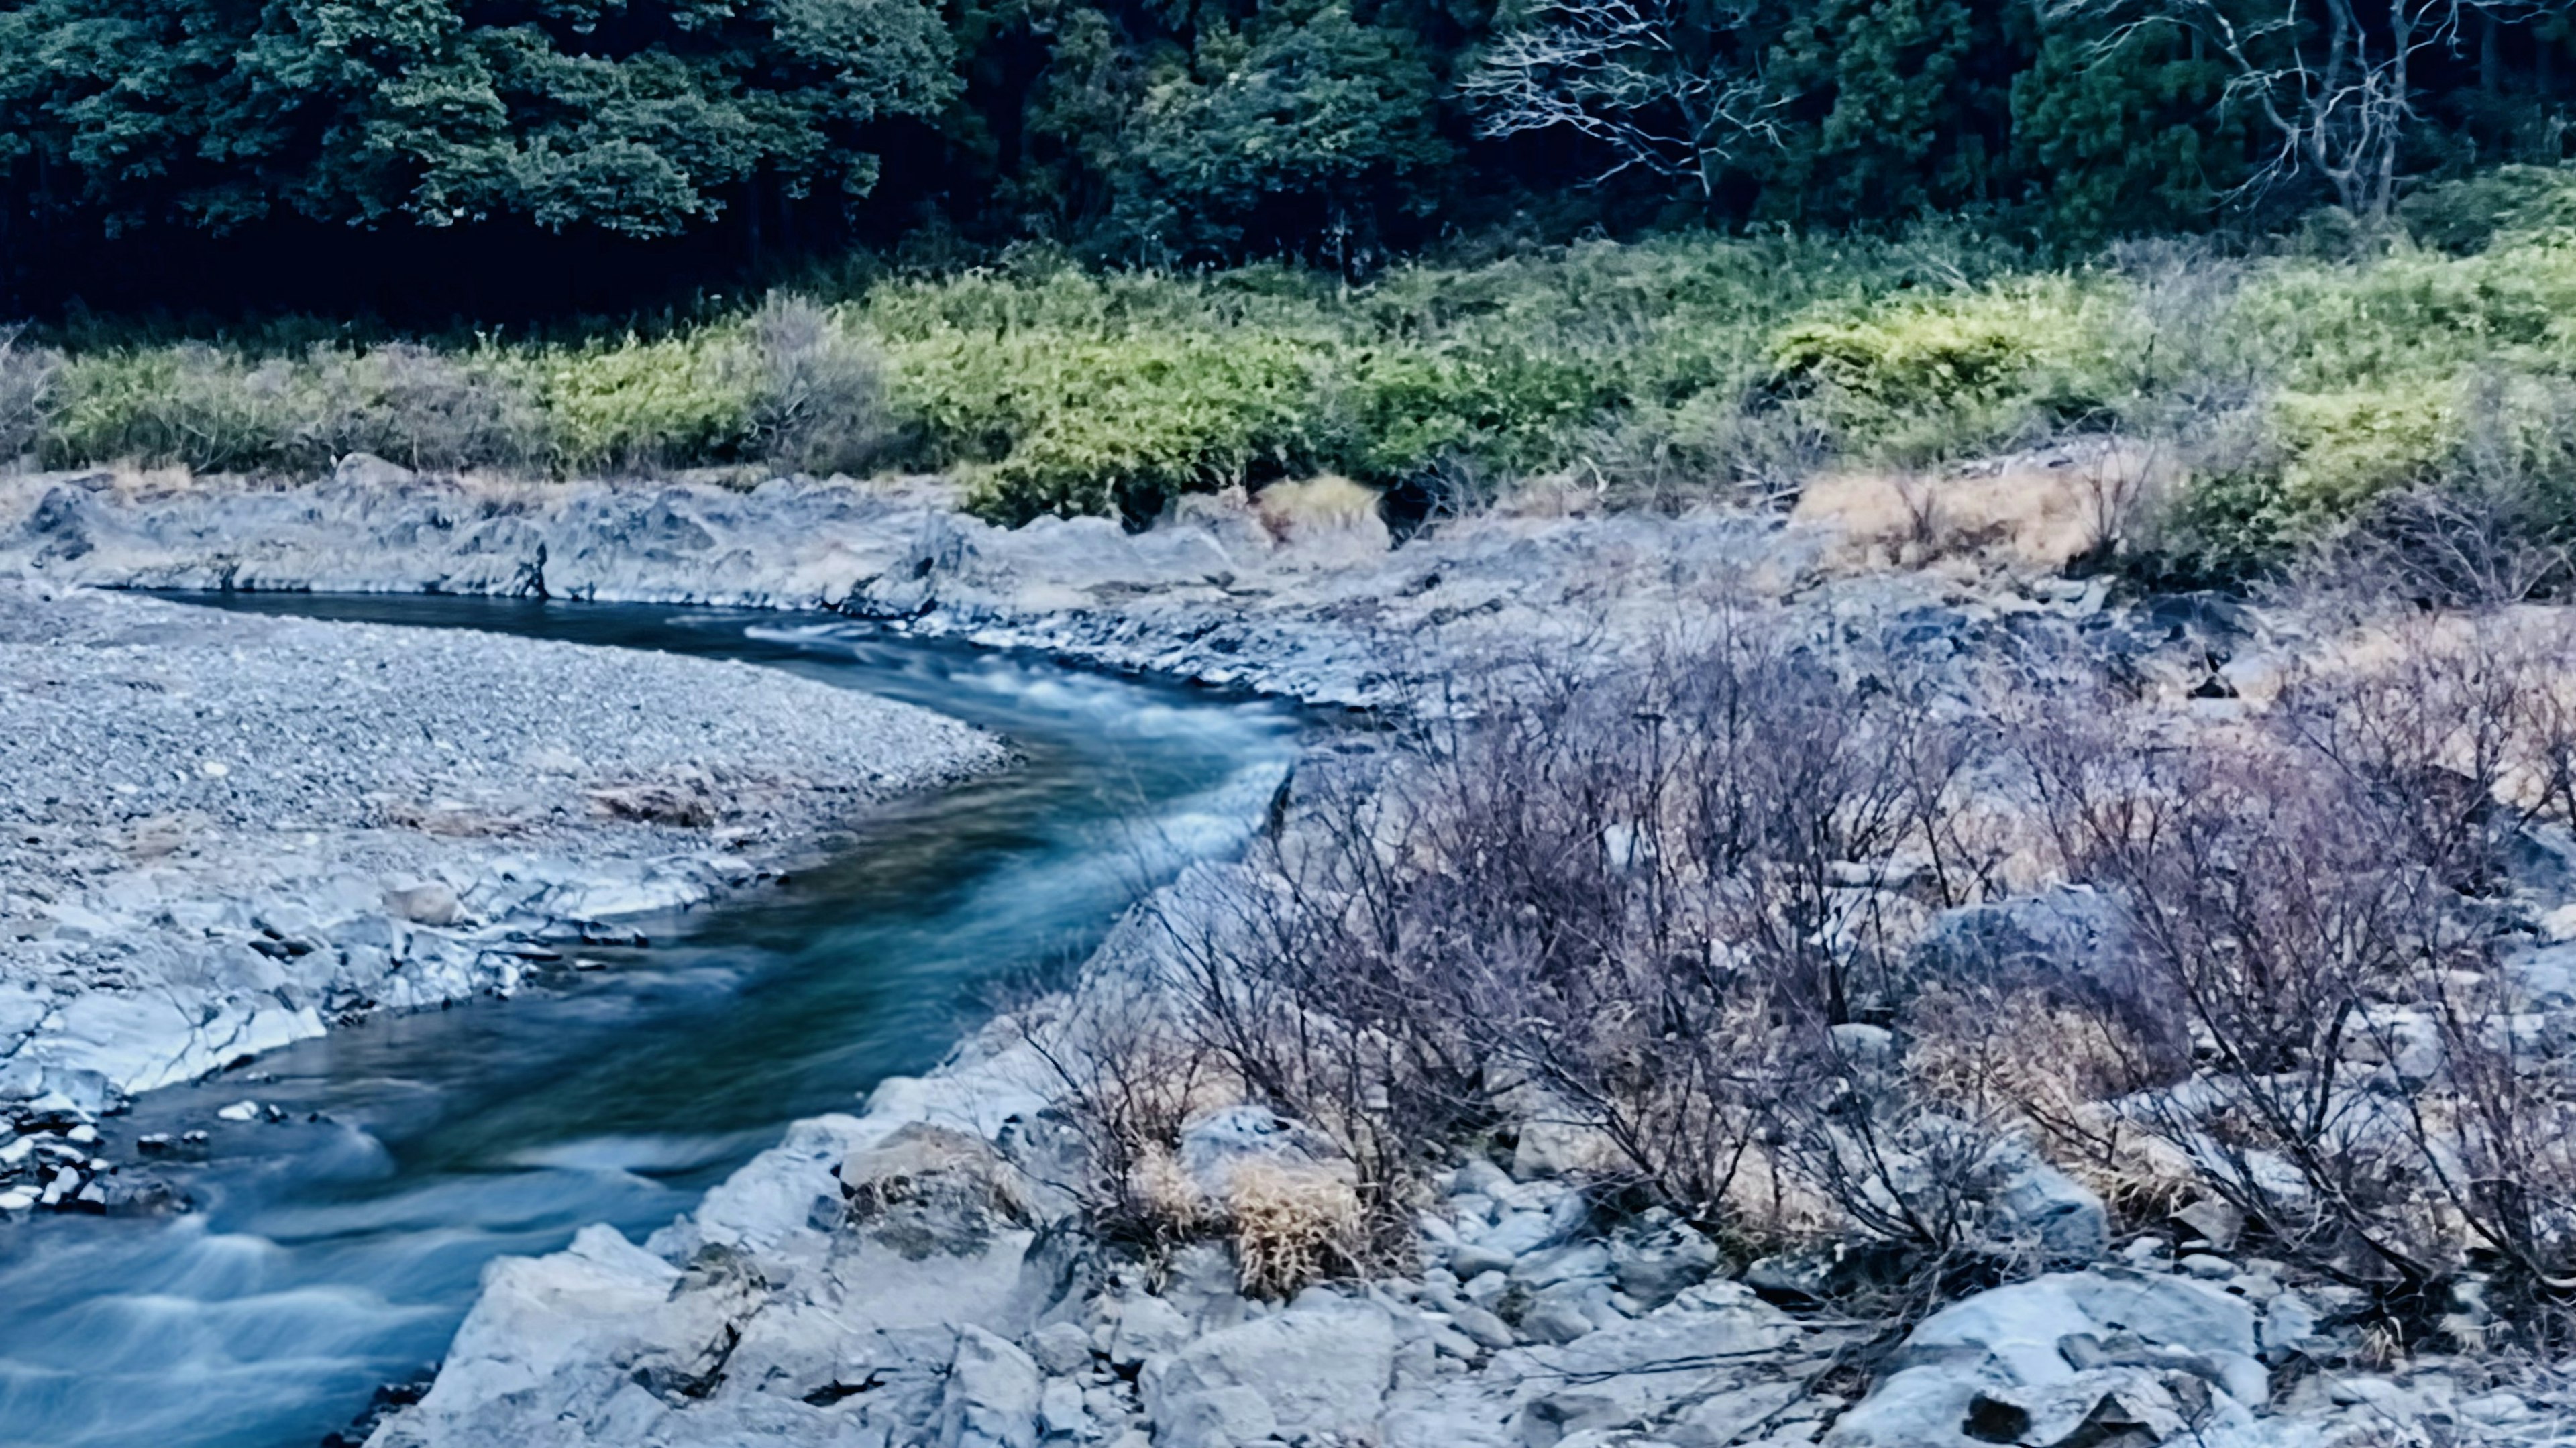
2059 0 2563 223
1461 0 1785 198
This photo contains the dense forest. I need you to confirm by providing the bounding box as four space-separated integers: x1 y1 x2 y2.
3 0 2573 315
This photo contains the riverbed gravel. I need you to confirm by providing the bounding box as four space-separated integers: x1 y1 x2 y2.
0 579 1006 1131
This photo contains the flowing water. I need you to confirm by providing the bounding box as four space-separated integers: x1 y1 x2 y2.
0 596 1301 1448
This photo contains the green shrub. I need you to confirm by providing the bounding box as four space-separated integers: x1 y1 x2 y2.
1763 276 2129 464
47 346 305 473
945 333 1319 523
529 335 754 476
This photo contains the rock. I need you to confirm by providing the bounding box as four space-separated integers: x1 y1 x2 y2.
1744 1251 1839 1302
1142 1302 1396 1442
941 1327 1042 1448
1827 1023 1896 1071
1452 1157 1515 1199
1914 884 2178 1060
1823 1270 2263 1448
215 1099 261 1122
1512 1242 1613 1289
1038 1376 1090 1439
2260 1291 2320 1364
1987 1150 2108 1262
384 882 464 927
1450 1305 1517 1351
1609 1219 1719 1308
1448 1243 1518 1280
2179 1253 2236 1280
1498 1282 1802 1447
1109 1294 1195 1367
2170 1197 2243 1253
1666 1383 1805 1448
1520 1298 1598 1345
1177 1103 1342 1201
1155 1387 1278 1448
1030 1321 1095 1376
1511 1118 1621 1180
333 452 417 488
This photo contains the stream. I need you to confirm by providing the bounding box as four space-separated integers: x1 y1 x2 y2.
0 596 1301 1448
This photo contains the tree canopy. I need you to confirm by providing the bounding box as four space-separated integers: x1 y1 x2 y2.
3 0 2573 311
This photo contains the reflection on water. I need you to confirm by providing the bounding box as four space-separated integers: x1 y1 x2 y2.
0 596 1299 1448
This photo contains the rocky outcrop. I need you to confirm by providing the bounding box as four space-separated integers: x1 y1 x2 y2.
0 470 1832 707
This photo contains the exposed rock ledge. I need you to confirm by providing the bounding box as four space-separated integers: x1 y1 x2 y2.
0 580 1004 1164
0 466 1829 707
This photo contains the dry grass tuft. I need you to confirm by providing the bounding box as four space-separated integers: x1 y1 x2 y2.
1224 1158 1366 1298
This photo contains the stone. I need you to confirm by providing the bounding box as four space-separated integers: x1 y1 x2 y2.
941 1327 1042 1448
1823 1271 2263 1448
1038 1376 1091 1439
1450 1305 1517 1351
2259 1291 2320 1363
1448 1244 1518 1280
2180 1253 2236 1280
1666 1384 1805 1448
2171 1197 2243 1253
1511 1119 1621 1179
1177 1103 1341 1201
1826 1023 1896 1071
1986 1148 2108 1262
1030 1321 1096 1376
1155 1387 1278 1448
1142 1302 1396 1442
384 882 464 927
1520 1299 1597 1345
1109 1294 1195 1367
215 1099 260 1122
333 451 418 488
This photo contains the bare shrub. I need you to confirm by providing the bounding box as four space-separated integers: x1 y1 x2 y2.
744 294 892 476
2021 628 2576 1336
1138 612 2037 1290
303 343 547 474
2318 376 2576 608
1581 392 1831 514
0 324 60 464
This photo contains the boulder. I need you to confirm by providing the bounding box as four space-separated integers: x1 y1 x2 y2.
1986 1148 2109 1262
1142 1301 1397 1441
1823 1270 2266 1448
1176 1103 1344 1201
940 1327 1041 1448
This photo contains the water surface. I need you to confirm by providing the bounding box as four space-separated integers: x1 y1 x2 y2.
0 596 1298 1448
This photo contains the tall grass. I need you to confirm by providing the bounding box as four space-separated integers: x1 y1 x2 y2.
15 215 2576 565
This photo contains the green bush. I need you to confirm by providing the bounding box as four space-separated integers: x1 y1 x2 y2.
1764 276 2128 464
530 336 755 476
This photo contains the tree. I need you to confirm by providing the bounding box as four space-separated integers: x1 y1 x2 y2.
0 0 957 239
2053 0 2569 223
1111 0 1450 265
1461 0 1788 199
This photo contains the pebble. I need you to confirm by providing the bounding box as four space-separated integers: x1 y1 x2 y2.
215 1101 262 1123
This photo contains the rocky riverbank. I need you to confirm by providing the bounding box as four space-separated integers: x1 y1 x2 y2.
361 868 2576 1448
9 463 2573 1447
0 462 1825 706
0 580 1005 1213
